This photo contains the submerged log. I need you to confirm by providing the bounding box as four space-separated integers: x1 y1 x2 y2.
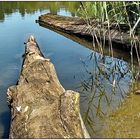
38 13 140 49
7 36 90 138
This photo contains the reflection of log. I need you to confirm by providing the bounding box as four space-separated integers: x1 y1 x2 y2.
7 36 90 138
38 13 140 48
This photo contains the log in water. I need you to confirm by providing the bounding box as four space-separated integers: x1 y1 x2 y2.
38 13 140 49
7 36 90 138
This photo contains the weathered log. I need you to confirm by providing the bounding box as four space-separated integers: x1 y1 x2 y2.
7 36 90 138
38 13 140 49
38 16 139 65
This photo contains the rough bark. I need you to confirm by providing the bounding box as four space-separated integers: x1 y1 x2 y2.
38 13 140 48
7 36 90 138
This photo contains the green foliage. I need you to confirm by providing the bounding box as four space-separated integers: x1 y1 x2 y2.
78 2 140 28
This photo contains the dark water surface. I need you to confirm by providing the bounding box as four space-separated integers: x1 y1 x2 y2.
0 2 137 138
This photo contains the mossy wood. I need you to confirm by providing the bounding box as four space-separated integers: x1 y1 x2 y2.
7 36 90 138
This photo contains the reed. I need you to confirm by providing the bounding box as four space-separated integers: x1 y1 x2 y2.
78 2 140 58
77 2 140 137
78 1 140 87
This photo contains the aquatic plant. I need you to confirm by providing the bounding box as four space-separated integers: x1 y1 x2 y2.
78 2 140 58
76 1 140 137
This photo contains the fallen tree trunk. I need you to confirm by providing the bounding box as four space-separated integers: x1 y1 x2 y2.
38 16 139 65
7 36 90 138
37 13 140 49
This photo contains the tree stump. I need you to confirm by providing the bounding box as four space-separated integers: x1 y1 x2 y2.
7 36 90 138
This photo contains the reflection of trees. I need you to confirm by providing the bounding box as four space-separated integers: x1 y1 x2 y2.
0 2 80 22
75 52 134 137
0 13 4 22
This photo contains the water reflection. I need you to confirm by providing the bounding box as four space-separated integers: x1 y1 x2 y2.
74 51 137 137
0 111 11 138
0 2 80 22
0 1 139 138
36 3 139 137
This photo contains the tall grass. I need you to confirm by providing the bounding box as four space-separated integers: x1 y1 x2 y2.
78 2 140 57
77 1 140 137
78 1 140 83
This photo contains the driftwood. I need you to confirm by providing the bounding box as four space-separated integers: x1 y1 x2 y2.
38 16 139 65
38 13 140 48
7 36 90 138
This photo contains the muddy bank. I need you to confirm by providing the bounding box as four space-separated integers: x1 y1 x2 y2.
37 13 140 52
7 36 90 138
101 84 140 138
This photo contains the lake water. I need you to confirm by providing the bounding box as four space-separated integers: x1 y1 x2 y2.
0 2 138 138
